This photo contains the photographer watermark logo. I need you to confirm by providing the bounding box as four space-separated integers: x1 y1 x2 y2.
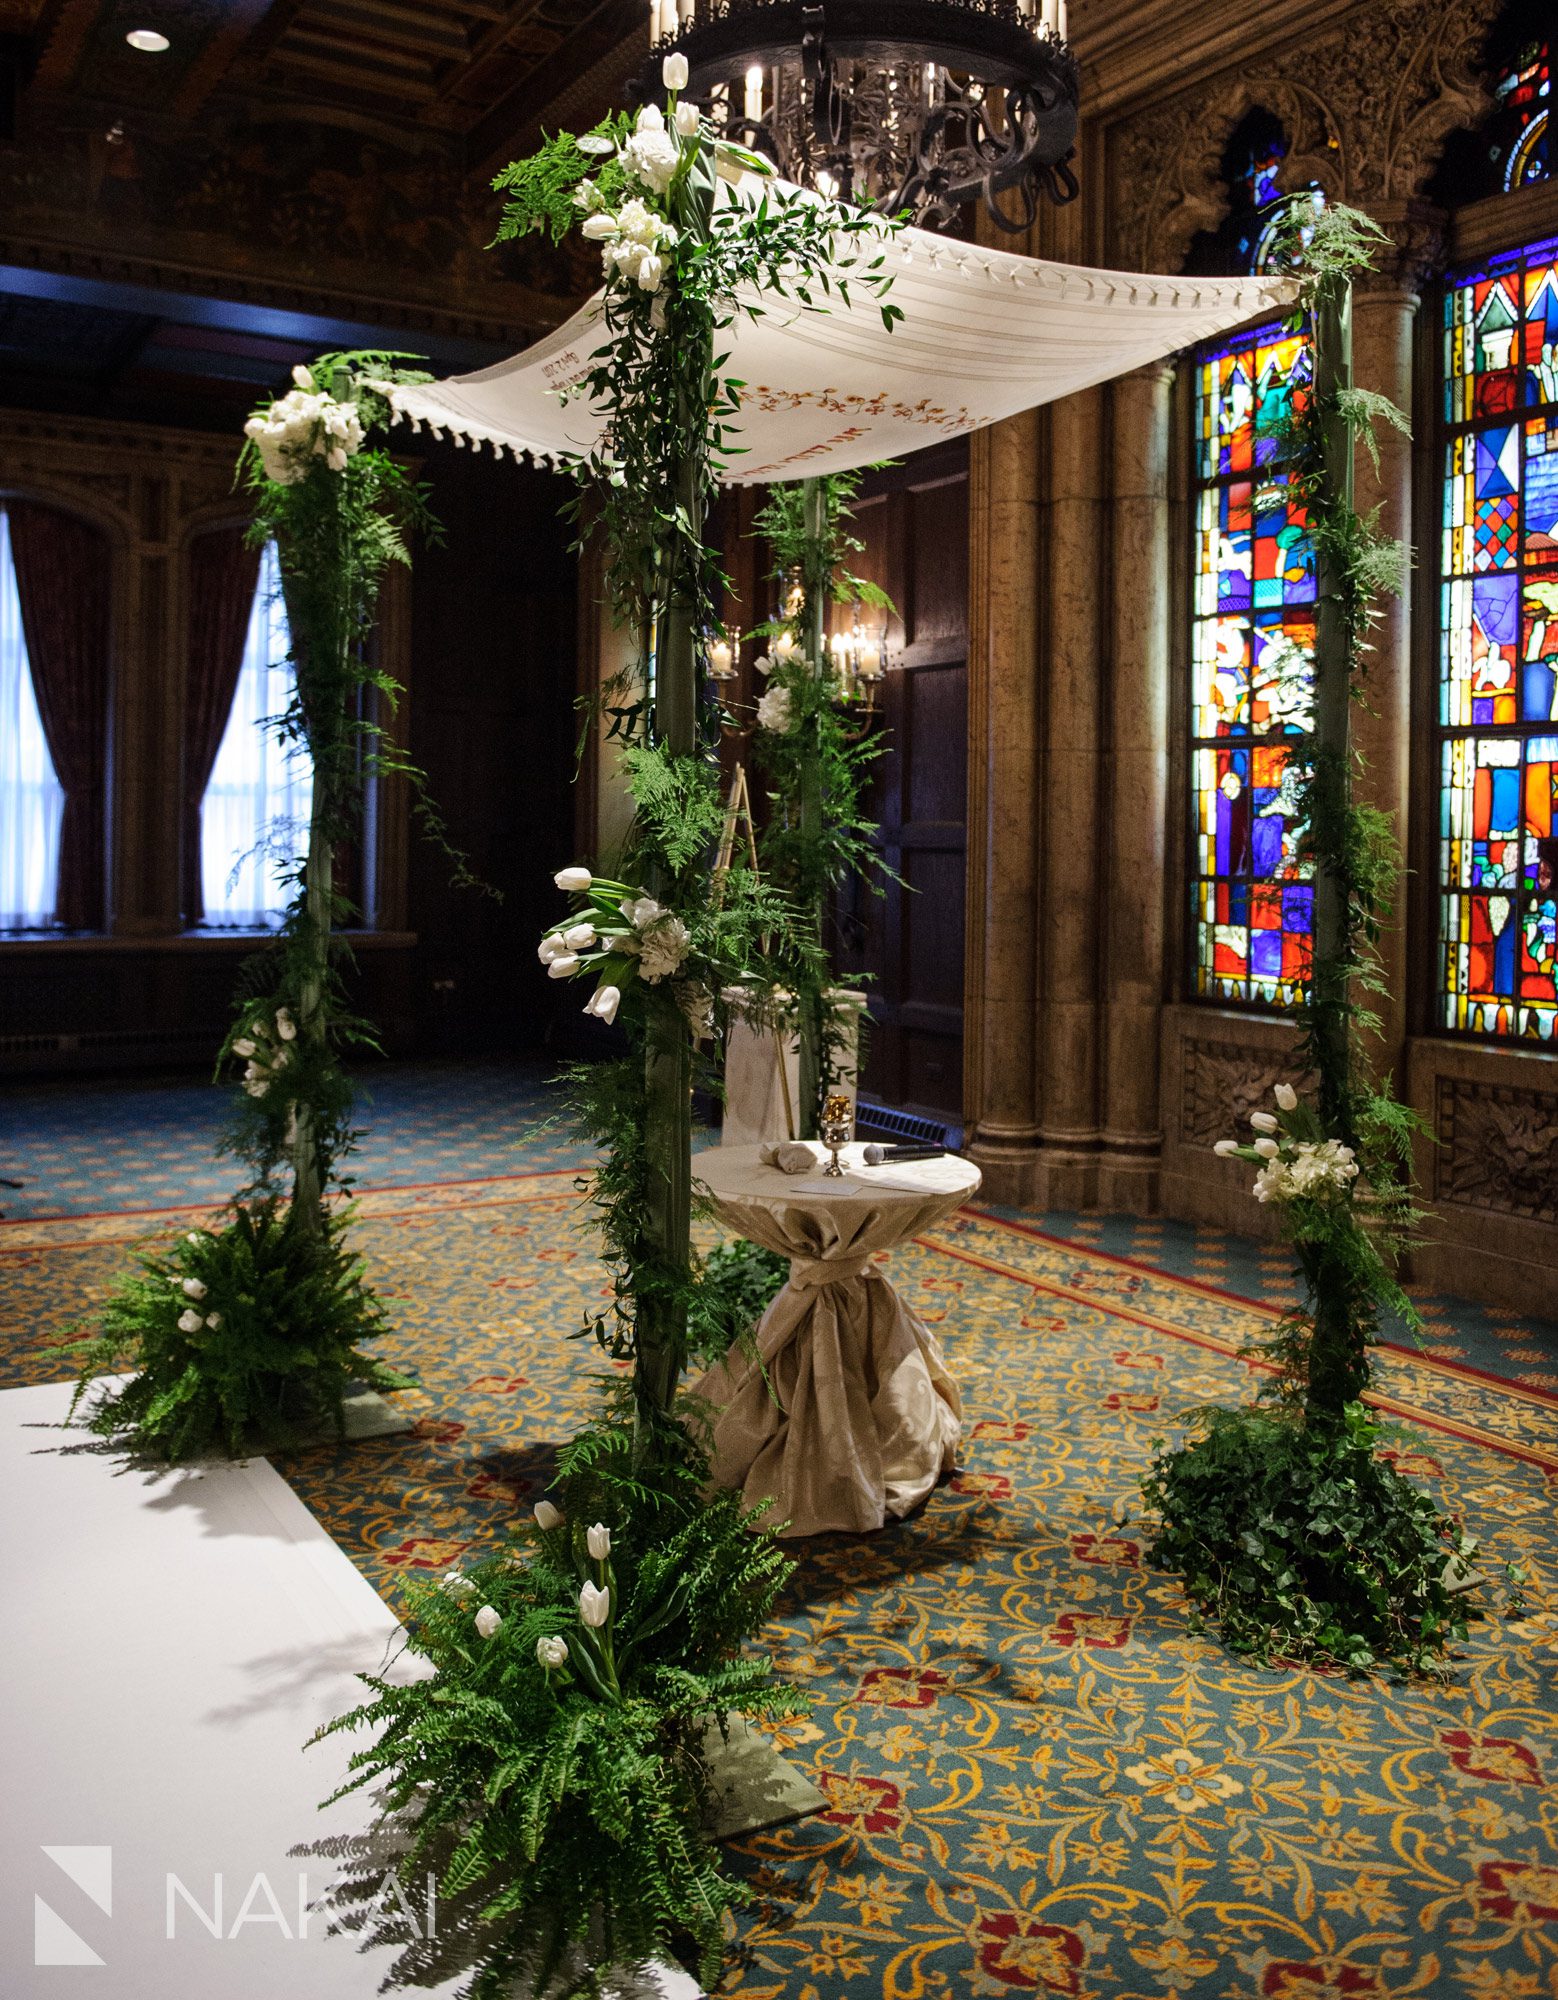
35 1847 112 1965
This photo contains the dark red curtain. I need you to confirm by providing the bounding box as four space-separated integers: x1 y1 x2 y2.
8 501 112 931
182 528 262 924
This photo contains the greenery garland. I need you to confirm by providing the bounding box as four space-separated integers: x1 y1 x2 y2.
322 66 900 1995
496 75 896 1436
747 470 893 1131
1141 208 1487 1677
65 354 453 1458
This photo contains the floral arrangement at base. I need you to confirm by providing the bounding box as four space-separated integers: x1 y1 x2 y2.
63 353 465 1461
65 1202 408 1461
320 1416 802 1998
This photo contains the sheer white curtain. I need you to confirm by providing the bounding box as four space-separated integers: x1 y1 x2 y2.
0 506 65 931
200 541 313 928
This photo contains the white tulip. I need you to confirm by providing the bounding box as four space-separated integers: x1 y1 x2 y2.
292 364 316 391
1213 1139 1240 1157
564 922 597 950
1274 1083 1298 1111
555 866 593 892
538 932 568 964
441 1571 476 1599
1250 1111 1280 1133
244 1079 268 1098
180 1275 205 1297
534 1500 564 1531
674 101 700 137
579 1581 610 1628
580 212 618 241
577 132 615 156
205 1312 222 1329
1254 1136 1280 1158
232 1038 256 1058
474 1605 502 1639
275 1009 297 1041
586 1522 612 1561
636 252 664 293
662 52 689 91
177 1308 204 1334
637 99 667 129
536 1634 570 1671
547 954 580 979
585 985 621 1026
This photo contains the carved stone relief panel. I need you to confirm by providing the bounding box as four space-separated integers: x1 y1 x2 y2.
1435 1077 1558 1224
1179 1035 1300 1148
1108 0 1502 273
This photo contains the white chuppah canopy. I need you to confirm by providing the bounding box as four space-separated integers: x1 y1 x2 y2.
390 182 1300 484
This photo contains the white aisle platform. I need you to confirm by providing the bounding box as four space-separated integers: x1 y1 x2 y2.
0 1380 699 2000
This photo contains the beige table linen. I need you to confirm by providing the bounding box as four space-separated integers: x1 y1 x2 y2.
689 1143 982 1536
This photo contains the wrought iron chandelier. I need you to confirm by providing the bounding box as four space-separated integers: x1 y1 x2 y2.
640 0 1080 229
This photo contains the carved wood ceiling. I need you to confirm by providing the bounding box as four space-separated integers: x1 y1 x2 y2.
23 0 645 160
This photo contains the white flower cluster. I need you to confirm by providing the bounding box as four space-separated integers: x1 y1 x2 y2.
243 366 365 485
624 894 691 983
1212 1081 1359 1205
1250 1137 1360 1206
232 1007 297 1099
579 187 678 293
170 1266 223 1337
756 684 795 734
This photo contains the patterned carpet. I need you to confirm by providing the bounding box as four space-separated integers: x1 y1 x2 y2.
3 1069 1558 1999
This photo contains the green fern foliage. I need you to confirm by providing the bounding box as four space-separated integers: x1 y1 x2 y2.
320 1421 803 1996
62 1201 408 1460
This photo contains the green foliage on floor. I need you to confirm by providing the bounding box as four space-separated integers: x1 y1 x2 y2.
1142 1403 1487 1678
61 1201 410 1460
321 1417 803 1998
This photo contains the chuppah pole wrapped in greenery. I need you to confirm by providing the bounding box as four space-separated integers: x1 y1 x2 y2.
746 469 892 1135
65 354 456 1460
321 61 901 1997
1142 207 1487 1678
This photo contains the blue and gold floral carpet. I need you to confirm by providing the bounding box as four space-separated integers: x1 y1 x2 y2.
3 1066 1557 2000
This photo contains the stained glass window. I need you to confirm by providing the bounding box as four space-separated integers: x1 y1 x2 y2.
1439 237 1558 1040
1495 33 1550 191
1189 324 1316 1006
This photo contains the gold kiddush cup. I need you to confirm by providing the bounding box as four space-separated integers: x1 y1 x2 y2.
820 1093 854 1177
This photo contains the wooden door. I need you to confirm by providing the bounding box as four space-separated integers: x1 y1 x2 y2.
834 441 969 1125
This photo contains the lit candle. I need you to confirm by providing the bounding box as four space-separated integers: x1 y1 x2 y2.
709 639 735 680
744 63 763 123
923 61 939 105
1056 0 1068 38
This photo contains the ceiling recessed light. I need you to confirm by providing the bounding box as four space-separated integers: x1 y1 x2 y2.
125 28 170 52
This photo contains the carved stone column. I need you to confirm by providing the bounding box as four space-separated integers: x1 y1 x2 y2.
1349 204 1441 1084
965 408 1043 1203
1033 382 1107 1208
1099 360 1174 1210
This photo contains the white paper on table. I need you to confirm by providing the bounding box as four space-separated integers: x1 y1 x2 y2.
787 1177 869 1196
853 1157 979 1194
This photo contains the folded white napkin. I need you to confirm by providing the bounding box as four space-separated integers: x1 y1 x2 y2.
759 1140 820 1174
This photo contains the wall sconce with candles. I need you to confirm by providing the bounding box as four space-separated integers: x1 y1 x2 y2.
829 612 891 712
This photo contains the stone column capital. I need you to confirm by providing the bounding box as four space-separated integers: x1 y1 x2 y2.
1352 198 1448 305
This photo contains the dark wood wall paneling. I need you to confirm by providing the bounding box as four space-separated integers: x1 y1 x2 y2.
837 441 970 1122
406 441 579 1056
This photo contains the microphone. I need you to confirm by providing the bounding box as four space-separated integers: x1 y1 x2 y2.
862 1143 946 1164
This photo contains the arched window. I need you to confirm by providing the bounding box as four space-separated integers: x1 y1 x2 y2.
199 542 312 929
1438 236 1558 1039
1187 116 1317 1007
0 506 66 930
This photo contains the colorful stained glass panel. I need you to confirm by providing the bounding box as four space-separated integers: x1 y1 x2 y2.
1191 323 1314 1009
1440 239 1558 1038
